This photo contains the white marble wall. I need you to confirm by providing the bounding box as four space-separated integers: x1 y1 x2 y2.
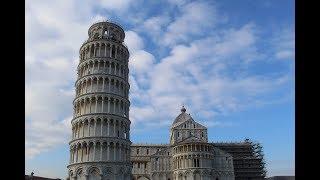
68 21 131 180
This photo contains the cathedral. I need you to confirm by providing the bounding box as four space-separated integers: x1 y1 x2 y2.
67 21 266 180
131 106 235 180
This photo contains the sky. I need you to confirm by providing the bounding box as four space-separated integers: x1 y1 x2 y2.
25 0 295 178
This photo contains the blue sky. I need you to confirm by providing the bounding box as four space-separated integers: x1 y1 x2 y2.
26 0 294 178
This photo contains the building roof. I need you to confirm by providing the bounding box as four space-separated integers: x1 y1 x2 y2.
172 106 194 126
25 175 61 180
172 112 193 125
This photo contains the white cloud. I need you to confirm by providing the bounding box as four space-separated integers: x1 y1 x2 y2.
129 50 155 73
271 27 295 60
25 0 105 160
124 31 145 53
25 116 71 159
91 15 109 23
142 15 171 40
213 23 257 56
130 106 156 124
275 50 293 59
167 0 190 6
99 0 133 11
42 57 71 70
201 120 234 128
123 30 156 88
25 72 74 159
163 1 221 46
128 23 291 128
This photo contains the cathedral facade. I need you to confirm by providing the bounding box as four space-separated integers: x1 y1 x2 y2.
131 107 235 180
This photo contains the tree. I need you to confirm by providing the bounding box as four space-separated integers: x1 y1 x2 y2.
251 141 267 177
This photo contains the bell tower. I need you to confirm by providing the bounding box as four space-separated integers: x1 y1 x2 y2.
67 21 132 180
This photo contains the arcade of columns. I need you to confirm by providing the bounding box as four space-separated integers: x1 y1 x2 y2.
67 21 132 180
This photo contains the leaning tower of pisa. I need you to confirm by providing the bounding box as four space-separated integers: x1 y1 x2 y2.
67 21 132 180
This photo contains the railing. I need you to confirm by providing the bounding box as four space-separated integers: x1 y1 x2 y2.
69 136 130 144
90 20 125 31
81 37 128 46
71 112 130 123
75 72 128 86
80 38 129 53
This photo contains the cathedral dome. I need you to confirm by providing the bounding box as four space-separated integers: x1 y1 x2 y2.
172 106 193 126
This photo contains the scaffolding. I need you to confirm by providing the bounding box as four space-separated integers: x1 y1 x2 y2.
213 139 267 180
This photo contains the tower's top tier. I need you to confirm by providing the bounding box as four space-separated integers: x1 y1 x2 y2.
88 21 125 43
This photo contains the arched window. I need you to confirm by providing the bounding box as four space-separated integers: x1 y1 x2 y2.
110 33 116 40
76 169 83 180
88 168 99 180
137 148 139 154
111 45 116 58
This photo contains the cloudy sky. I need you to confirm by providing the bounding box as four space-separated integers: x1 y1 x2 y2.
25 0 294 178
